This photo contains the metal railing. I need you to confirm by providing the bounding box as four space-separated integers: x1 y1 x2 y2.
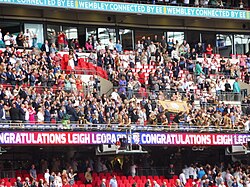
109 86 247 102
0 123 248 133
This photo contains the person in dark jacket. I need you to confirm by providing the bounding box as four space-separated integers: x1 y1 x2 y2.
16 177 23 187
10 103 20 122
44 106 51 123
19 104 26 122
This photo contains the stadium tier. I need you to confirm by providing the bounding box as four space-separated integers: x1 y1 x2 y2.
0 0 250 187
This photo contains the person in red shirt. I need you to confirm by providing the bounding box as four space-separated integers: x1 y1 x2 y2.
57 32 65 51
138 69 145 87
206 44 213 58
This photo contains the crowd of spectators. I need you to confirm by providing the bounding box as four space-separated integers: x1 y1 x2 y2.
1 155 250 187
175 162 250 187
0 29 250 132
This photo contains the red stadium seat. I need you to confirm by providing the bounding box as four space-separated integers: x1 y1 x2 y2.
153 176 159 180
10 178 16 185
5 182 11 187
79 184 85 187
123 179 129 184
78 173 85 181
92 173 98 178
128 176 133 180
160 176 165 180
172 175 178 180
77 181 83 185
23 174 30 179
147 176 153 180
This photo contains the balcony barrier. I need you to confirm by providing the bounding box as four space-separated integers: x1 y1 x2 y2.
0 122 247 133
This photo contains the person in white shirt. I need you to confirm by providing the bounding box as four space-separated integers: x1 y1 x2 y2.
153 181 160 187
0 28 2 41
87 76 95 94
0 102 6 121
130 163 137 177
149 41 156 55
96 42 103 51
183 166 190 180
111 89 120 102
44 169 50 184
23 106 29 122
219 78 226 92
182 80 190 91
4 32 11 46
135 40 144 54
138 109 147 126
68 55 75 70
37 108 44 123
55 172 62 187
218 181 226 187
244 118 250 132
210 59 218 74
193 166 198 180
24 29 31 38
179 169 187 185
171 47 179 61
108 39 114 51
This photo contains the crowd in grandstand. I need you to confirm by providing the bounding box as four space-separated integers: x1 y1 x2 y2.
1 156 249 187
0 29 250 131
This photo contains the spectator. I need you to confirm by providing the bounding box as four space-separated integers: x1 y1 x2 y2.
115 40 122 54
179 169 187 185
41 40 50 56
44 169 50 184
68 168 76 186
206 44 213 57
85 39 93 52
145 179 151 187
153 181 160 187
198 167 206 179
9 103 20 122
30 164 37 182
100 179 106 187
16 177 23 187
108 39 114 52
233 78 240 101
4 32 11 47
58 32 65 51
110 175 118 187
85 168 92 184
195 62 204 76
167 164 175 179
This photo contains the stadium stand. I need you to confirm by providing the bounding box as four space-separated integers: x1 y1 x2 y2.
0 31 250 132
